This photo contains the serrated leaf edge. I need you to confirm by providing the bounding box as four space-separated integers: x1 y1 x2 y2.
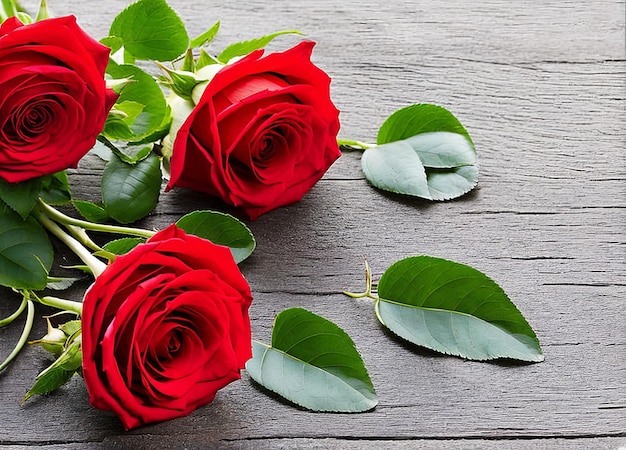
374 299 544 362
248 340 378 412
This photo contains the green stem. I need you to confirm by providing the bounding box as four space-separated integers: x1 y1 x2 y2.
343 259 378 299
37 296 82 315
37 200 155 239
337 139 375 150
0 0 17 20
0 300 34 372
33 207 107 277
0 297 27 328
65 224 104 253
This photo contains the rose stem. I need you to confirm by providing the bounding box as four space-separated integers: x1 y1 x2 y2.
0 300 34 372
37 295 82 315
0 297 27 328
37 200 156 239
336 139 375 150
32 207 107 277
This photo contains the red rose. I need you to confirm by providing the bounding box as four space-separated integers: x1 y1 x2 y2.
0 16 116 183
81 225 253 430
165 41 341 220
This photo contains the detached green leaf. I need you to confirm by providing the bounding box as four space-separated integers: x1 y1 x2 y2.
375 256 543 362
377 104 473 146
218 30 304 63
176 210 255 263
403 132 475 168
0 204 53 290
362 141 430 199
246 308 377 412
363 104 478 201
109 0 188 61
362 138 478 201
102 153 162 224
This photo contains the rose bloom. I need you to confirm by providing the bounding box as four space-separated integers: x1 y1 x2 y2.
81 225 253 430
0 16 116 183
165 41 341 220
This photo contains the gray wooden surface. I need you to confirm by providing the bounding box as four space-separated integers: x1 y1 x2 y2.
1 0 625 448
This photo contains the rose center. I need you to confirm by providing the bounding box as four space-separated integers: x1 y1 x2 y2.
7 97 57 142
156 329 183 361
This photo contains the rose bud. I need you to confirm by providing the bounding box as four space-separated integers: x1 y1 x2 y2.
29 318 67 356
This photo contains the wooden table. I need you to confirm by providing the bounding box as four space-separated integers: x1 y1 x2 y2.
1 0 624 448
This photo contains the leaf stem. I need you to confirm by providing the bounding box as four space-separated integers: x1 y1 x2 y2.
37 200 155 239
33 206 107 277
337 139 375 151
65 224 104 253
0 300 34 372
343 259 378 300
0 297 27 328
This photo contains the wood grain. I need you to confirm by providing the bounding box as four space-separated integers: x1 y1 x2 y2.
1 0 624 447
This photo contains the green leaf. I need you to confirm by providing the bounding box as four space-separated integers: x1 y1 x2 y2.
403 132 476 168
102 153 162 224
23 338 81 403
40 172 72 206
73 200 110 223
102 237 145 255
59 320 81 337
0 203 53 290
377 104 473 146
23 365 74 403
375 256 544 362
109 0 188 61
246 308 377 412
114 100 144 126
425 165 479 200
189 20 220 49
104 64 168 142
362 139 478 201
197 49 219 70
0 177 43 219
218 30 304 63
362 104 478 201
176 210 255 263
362 141 430 199
112 144 153 165
100 35 124 54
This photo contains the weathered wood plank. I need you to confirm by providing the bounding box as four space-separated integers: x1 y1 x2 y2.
1 0 624 447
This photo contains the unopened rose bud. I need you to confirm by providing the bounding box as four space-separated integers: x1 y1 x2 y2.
29 319 67 356
105 77 135 94
160 94 195 168
191 64 224 105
